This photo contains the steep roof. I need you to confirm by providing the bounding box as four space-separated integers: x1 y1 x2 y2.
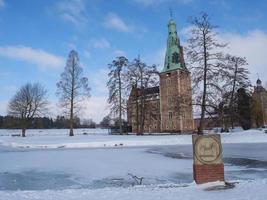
144 86 159 95
129 86 159 99
162 18 187 73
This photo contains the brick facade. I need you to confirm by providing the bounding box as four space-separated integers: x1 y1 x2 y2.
127 68 194 134
127 87 161 133
160 69 194 133
193 164 225 184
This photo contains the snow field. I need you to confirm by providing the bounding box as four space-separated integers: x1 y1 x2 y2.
0 179 266 200
0 129 266 149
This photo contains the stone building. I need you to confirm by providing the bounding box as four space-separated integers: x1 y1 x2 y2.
127 18 194 134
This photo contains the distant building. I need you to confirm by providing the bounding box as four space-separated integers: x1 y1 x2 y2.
252 79 267 127
127 18 194 134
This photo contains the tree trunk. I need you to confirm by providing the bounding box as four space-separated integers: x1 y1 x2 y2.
139 67 144 135
21 118 27 137
118 70 123 135
140 92 145 135
135 86 140 135
224 116 229 132
198 33 207 135
70 101 74 136
140 90 144 135
229 61 238 129
69 60 75 137
22 127 26 137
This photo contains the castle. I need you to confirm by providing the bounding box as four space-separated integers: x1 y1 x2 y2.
127 18 194 134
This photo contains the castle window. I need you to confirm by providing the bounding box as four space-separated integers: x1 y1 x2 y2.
169 112 173 120
168 97 172 105
166 78 171 85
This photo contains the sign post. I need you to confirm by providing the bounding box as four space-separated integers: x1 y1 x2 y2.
192 134 225 184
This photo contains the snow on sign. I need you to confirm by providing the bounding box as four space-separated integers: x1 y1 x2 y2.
192 134 225 184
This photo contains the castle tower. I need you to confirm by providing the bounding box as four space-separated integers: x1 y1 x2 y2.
160 18 194 133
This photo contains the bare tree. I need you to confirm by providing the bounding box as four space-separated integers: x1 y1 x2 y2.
56 50 90 136
126 56 159 135
8 82 48 137
222 54 251 129
107 56 129 135
186 12 226 134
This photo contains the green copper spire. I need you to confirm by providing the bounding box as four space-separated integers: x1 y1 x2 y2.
162 18 186 73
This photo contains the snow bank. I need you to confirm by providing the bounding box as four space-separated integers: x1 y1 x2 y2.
0 128 109 137
0 129 266 149
0 179 266 200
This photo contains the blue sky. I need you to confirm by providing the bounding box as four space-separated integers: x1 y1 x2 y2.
0 0 267 122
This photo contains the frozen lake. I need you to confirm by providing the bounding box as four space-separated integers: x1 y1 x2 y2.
1 143 267 191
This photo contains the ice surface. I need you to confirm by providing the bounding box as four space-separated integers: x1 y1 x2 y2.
0 128 267 199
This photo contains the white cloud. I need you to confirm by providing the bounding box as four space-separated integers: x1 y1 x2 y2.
182 27 267 85
91 38 111 49
134 0 193 6
218 30 267 84
81 96 109 123
0 100 8 115
0 45 65 69
0 0 5 8
89 68 109 94
114 49 127 57
55 0 87 27
104 13 133 32
84 69 109 122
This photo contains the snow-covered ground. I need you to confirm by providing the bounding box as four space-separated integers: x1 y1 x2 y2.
0 128 267 199
0 128 266 149
1 179 267 200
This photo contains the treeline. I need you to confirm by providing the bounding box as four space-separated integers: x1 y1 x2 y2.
0 115 97 129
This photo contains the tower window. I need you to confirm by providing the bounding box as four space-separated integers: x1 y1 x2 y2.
172 52 179 64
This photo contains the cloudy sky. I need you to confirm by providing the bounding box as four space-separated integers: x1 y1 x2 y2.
0 0 267 122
